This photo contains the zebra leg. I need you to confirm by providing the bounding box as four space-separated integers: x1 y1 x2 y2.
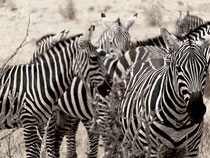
46 113 57 158
65 118 80 158
21 115 42 158
82 120 99 158
46 109 80 158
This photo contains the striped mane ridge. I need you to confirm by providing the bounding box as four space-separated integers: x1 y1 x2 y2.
130 35 166 49
180 21 210 40
32 33 84 63
36 33 56 46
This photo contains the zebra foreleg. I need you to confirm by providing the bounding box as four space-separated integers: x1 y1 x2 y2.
82 120 100 158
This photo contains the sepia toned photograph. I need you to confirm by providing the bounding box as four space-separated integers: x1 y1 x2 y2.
0 0 210 157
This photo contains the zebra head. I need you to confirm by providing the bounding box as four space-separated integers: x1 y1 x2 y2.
74 25 112 97
161 27 209 124
176 11 189 36
175 11 205 37
100 12 137 55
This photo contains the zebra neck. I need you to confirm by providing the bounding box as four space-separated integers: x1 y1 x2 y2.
102 55 119 78
95 30 111 53
184 22 210 42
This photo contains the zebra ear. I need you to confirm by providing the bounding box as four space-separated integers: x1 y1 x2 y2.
83 25 95 41
52 30 71 44
160 27 181 51
101 13 112 30
125 13 138 30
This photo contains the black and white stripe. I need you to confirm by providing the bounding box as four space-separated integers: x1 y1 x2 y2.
0 26 110 158
45 21 210 157
121 28 209 157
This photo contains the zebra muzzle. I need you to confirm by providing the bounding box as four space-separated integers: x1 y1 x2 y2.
187 92 206 124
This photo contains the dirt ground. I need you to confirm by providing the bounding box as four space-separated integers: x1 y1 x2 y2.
0 0 210 157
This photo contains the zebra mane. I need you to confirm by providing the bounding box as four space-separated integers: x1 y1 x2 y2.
180 21 210 40
131 21 210 49
67 33 83 41
96 30 109 44
130 35 167 49
36 33 55 46
32 33 83 63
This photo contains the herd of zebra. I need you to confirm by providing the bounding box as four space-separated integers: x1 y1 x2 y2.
0 10 210 158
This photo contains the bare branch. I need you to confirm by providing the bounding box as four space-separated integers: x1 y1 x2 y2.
0 129 16 141
0 14 31 73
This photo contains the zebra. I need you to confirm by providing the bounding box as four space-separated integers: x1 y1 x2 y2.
42 21 210 157
0 25 111 158
24 12 136 156
47 21 210 157
27 13 136 157
96 12 137 57
176 11 205 37
43 45 169 158
31 29 79 62
120 27 209 157
28 18 133 156
29 28 113 157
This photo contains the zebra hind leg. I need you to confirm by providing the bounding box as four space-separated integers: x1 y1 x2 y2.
21 115 42 158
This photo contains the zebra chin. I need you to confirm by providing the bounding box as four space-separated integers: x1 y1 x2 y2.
187 91 206 124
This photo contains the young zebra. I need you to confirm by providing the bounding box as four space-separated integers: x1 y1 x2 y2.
176 11 205 37
120 28 209 157
0 25 111 158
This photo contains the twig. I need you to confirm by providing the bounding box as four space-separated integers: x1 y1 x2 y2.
1 14 31 71
0 129 16 141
